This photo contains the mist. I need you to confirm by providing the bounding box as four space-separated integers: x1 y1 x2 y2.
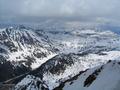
0 0 120 24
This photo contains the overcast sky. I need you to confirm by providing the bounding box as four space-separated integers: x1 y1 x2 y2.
0 0 120 24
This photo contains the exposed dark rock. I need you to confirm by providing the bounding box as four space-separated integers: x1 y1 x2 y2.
84 66 103 87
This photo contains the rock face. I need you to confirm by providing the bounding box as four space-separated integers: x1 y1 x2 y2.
1 23 120 90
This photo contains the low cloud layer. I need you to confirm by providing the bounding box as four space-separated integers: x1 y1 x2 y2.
0 0 120 23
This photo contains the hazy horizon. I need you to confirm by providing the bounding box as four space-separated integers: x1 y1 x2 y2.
0 0 120 25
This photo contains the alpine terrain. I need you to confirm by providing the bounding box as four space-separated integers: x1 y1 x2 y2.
0 21 120 90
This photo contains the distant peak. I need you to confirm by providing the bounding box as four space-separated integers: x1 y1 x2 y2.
17 25 27 30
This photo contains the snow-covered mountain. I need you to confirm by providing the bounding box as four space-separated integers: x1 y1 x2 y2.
47 28 120 53
63 60 120 90
1 22 120 90
0 25 56 81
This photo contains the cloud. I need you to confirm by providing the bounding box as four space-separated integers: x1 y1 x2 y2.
0 0 120 23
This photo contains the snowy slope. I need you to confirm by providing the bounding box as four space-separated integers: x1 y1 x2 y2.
63 60 120 90
14 75 48 90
